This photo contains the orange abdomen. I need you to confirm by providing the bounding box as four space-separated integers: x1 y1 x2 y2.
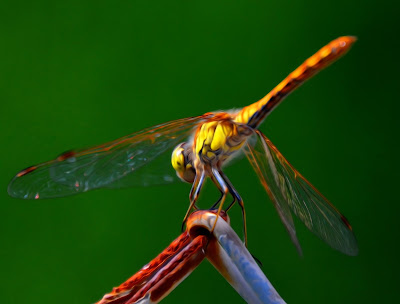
234 36 356 128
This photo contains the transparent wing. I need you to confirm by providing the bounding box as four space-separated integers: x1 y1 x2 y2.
244 134 303 255
244 130 358 256
8 114 213 199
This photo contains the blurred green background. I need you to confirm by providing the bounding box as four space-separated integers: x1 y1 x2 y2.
1 1 398 303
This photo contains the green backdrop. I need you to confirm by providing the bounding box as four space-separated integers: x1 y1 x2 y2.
1 1 398 303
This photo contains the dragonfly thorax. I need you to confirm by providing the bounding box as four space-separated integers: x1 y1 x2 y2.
194 120 252 168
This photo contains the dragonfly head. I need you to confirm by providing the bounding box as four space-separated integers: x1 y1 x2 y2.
171 142 196 184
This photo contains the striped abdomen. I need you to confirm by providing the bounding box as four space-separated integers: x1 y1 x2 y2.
234 36 356 128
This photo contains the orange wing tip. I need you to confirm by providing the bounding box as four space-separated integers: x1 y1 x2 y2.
57 150 76 161
340 214 353 231
16 166 37 177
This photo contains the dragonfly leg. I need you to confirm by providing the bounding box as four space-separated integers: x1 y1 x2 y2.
210 175 231 209
215 170 248 247
227 192 247 248
182 171 206 231
210 168 229 232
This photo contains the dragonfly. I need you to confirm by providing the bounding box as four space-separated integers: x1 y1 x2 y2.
8 36 358 256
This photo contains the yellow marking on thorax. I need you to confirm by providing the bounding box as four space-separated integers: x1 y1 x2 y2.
195 120 245 164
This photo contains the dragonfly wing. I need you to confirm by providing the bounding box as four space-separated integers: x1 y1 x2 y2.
245 130 358 256
8 114 213 199
244 136 302 255
104 142 182 189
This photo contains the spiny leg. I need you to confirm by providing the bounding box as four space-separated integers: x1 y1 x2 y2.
227 191 247 247
218 170 248 247
181 171 205 231
210 175 235 210
210 168 229 232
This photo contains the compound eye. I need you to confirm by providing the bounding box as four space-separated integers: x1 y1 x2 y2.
171 143 196 184
171 144 185 172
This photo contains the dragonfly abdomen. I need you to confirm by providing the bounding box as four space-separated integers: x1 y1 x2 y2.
234 36 357 129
